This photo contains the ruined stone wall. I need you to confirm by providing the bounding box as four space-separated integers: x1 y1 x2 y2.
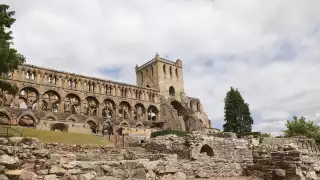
1 56 211 134
136 54 210 131
144 132 320 180
144 133 253 178
0 136 251 180
0 63 162 134
245 137 320 180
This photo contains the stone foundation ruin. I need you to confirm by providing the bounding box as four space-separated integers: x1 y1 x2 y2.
1 130 320 180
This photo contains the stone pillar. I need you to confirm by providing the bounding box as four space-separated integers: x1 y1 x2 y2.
14 95 19 108
127 89 131 99
117 86 121 97
21 70 25 81
98 103 103 117
130 109 134 122
59 100 63 113
37 95 43 111
145 110 149 121
47 99 52 112
81 101 86 115
78 80 82 91
114 106 118 122
59 77 64 89
156 111 160 122
36 70 42 84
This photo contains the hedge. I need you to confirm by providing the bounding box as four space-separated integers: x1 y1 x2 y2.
151 130 187 138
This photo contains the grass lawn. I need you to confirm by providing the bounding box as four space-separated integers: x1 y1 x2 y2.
0 126 111 146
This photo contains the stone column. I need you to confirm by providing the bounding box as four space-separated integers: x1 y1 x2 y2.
37 95 43 111
36 70 42 84
130 109 134 122
14 95 19 108
59 100 63 113
145 110 149 121
98 103 103 117
114 106 119 122
20 70 25 81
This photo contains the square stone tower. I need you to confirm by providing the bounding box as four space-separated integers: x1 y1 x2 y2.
135 53 185 102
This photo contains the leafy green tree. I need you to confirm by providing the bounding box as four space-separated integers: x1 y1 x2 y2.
284 116 320 137
0 4 25 94
223 87 253 133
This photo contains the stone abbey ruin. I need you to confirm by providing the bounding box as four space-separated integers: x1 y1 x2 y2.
1 54 320 180
0 54 211 134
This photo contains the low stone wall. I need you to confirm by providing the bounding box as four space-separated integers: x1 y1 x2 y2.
245 142 320 179
2 133 320 180
0 136 252 180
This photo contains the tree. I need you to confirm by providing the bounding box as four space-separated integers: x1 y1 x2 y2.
223 87 253 133
0 4 25 95
284 116 320 137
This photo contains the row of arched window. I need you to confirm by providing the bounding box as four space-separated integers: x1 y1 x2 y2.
15 87 159 121
11 69 158 102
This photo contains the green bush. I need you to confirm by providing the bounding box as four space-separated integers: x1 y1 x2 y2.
151 130 187 138
284 116 320 144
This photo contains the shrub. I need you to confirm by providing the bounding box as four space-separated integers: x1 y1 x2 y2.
284 116 320 144
151 130 187 138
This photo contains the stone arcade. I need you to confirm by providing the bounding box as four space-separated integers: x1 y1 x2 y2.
0 54 211 134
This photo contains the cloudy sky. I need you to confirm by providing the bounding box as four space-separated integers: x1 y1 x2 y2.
4 0 320 135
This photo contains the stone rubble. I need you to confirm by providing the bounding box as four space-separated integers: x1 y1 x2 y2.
0 133 320 180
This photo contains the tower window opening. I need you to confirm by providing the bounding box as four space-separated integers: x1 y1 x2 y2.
169 86 175 96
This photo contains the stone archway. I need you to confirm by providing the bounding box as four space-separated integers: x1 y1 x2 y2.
42 90 61 112
19 87 39 109
200 144 214 157
17 111 38 127
0 110 12 125
147 105 158 121
120 120 130 127
135 121 144 128
134 103 145 121
102 99 116 119
51 123 68 132
64 93 81 114
119 101 131 120
85 96 99 116
170 100 185 116
87 120 98 134
183 116 196 132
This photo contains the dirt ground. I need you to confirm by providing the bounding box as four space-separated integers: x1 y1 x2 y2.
193 177 262 180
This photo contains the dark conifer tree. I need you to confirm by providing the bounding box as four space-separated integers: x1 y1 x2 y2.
223 87 253 133
0 4 25 94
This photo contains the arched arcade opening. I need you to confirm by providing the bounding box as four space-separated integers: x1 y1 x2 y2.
51 123 68 132
200 144 214 157
147 105 159 121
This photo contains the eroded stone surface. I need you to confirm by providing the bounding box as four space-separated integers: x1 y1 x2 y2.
0 134 319 180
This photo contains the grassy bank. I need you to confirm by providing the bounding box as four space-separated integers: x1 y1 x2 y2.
0 126 110 146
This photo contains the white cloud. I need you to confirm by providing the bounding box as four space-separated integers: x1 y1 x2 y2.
261 110 290 121
4 0 320 134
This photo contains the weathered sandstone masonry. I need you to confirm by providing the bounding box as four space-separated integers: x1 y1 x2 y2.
0 54 211 135
1 132 320 180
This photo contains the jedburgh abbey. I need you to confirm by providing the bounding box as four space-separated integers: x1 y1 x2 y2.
0 54 211 134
